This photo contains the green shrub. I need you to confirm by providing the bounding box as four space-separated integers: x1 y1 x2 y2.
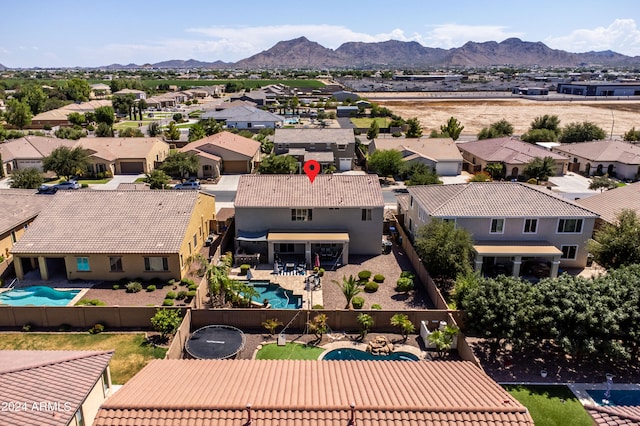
81 183 89 188
371 304 382 310
240 264 251 275
112 284 120 290
162 298 174 306
146 284 156 292
396 277 415 293
165 291 177 299
76 299 106 306
176 290 188 300
22 323 33 332
168 279 176 287
527 177 538 185
188 283 198 291
364 281 379 293
373 274 385 283
126 281 143 293
312 304 324 309
400 271 415 279
358 270 372 281
186 290 197 298
180 278 194 287
351 296 365 309
88 323 105 334
392 131 402 137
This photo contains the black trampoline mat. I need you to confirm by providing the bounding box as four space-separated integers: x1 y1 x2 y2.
186 326 245 359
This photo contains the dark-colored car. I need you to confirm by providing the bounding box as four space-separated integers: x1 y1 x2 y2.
37 185 58 194
204 233 216 247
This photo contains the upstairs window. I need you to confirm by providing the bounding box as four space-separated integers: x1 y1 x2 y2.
524 218 538 234
361 209 372 221
291 208 312 221
557 218 583 233
490 218 505 234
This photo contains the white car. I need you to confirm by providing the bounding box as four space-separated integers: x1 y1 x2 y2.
54 180 81 190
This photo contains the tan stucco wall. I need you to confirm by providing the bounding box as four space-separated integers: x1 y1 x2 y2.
2 219 36 261
197 157 221 178
177 192 216 275
80 367 111 426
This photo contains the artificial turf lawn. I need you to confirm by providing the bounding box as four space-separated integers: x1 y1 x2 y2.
255 342 324 360
503 385 594 426
0 333 166 384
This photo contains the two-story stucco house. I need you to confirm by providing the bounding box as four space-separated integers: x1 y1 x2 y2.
234 174 384 266
399 182 597 278
273 128 356 172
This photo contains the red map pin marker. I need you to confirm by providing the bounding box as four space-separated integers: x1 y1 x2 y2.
303 160 320 184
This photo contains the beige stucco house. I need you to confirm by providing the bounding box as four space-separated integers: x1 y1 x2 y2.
78 137 170 175
0 136 78 175
368 137 463 176
0 350 113 426
399 182 597 278
11 190 216 281
179 131 261 177
234 174 384 266
273 128 357 172
551 140 640 180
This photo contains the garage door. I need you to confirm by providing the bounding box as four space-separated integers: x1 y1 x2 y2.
436 161 461 176
119 162 145 174
339 158 352 171
223 161 248 174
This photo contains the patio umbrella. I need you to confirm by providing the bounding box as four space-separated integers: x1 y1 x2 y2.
314 253 321 269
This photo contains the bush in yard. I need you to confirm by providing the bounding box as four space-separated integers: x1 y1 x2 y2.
22 323 33 332
112 284 120 290
351 296 365 309
176 290 188 300
126 281 143 293
165 291 177 299
358 270 372 281
312 304 324 309
88 323 105 334
150 308 182 341
162 299 174 306
146 284 156 292
364 281 379 293
240 264 251 275
76 299 106 306
180 278 194 287
186 290 196 298
400 271 414 279
396 277 414 293
188 283 198 291
373 274 385 283
371 304 382 310
391 314 415 343
262 318 283 336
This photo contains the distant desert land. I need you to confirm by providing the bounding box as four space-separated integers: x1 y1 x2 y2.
361 92 640 138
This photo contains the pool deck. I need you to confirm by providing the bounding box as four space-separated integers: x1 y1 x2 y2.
0 286 90 307
569 382 640 406
229 265 323 309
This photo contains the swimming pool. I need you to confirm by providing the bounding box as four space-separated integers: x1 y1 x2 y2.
587 389 640 406
0 286 80 306
242 280 302 309
322 348 420 361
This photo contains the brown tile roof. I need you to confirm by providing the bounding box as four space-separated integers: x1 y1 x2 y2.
11 190 206 254
274 128 356 145
0 136 77 161
397 194 410 212
234 175 384 208
94 360 533 426
575 182 640 224
373 137 463 162
408 182 598 217
0 350 113 426
458 138 568 164
180 131 260 159
216 207 235 222
32 100 112 121
0 189 55 235
553 140 640 163
117 182 151 190
587 405 640 425
77 137 168 161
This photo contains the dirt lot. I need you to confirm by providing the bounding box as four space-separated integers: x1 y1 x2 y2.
362 93 640 137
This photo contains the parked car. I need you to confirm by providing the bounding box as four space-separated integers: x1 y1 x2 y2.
54 180 81 190
37 184 58 194
174 181 201 190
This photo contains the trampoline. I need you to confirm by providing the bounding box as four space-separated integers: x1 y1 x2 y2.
185 325 246 359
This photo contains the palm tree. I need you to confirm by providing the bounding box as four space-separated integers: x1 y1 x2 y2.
333 275 362 309
307 313 328 341
484 163 504 180
356 313 374 340
524 156 556 183
427 325 459 359
391 314 415 343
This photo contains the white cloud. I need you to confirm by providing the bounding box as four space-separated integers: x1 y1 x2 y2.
421 24 525 48
545 19 640 56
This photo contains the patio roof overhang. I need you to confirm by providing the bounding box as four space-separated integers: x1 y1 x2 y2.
267 232 349 243
473 241 562 257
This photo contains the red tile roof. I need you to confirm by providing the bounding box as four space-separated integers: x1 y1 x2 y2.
94 359 533 426
181 131 260 159
587 405 640 425
0 350 113 426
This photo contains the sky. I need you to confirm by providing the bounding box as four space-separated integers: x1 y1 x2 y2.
2 0 640 68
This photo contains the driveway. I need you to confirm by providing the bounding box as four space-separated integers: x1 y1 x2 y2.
548 173 599 200
89 174 145 190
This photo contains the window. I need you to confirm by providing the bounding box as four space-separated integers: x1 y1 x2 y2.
561 245 578 259
279 243 295 253
193 233 198 248
144 257 169 272
75 408 85 426
11 231 16 244
109 257 123 272
410 196 413 207
557 218 583 233
337 144 347 151
102 370 111 397
524 218 538 234
361 208 372 221
76 257 90 272
490 218 505 234
291 208 312 221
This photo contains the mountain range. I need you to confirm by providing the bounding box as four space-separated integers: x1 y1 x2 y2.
11 37 640 70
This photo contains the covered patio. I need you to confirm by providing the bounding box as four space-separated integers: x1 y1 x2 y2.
473 242 562 279
267 232 349 266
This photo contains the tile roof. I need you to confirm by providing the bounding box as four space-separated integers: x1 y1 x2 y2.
274 128 356 145
0 136 77 161
0 189 55 235
32 100 112 121
11 190 205 254
203 105 284 122
575 182 640 224
0 350 113 426
373 137 463 162
587 405 640 425
407 182 598 217
77 137 168 161
458 137 568 164
234 175 384 208
180 131 260 159
553 140 640 163
94 359 533 426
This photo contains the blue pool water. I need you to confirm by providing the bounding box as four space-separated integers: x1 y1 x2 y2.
587 389 640 406
323 348 419 361
0 286 80 306
242 280 302 309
